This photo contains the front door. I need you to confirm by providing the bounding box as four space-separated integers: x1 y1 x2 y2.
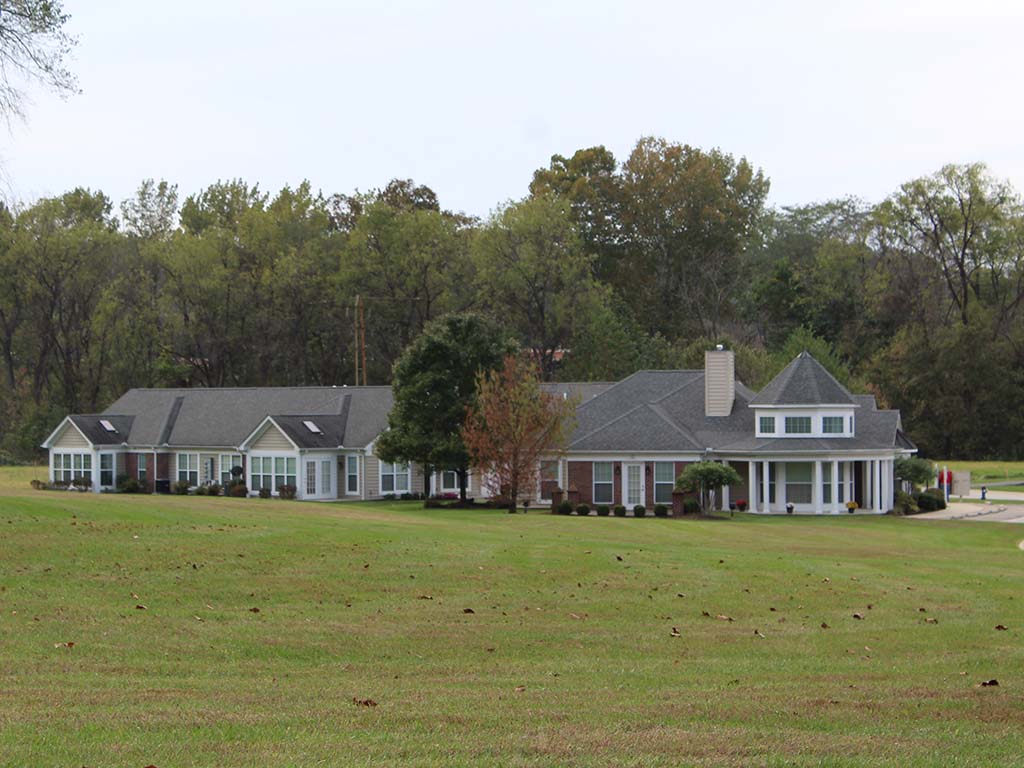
623 462 645 509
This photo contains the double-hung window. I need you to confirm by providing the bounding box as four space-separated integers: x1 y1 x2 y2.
346 456 359 494
176 453 199 486
822 416 844 434
785 462 813 503
380 461 410 494
593 462 613 504
251 457 271 491
784 416 812 435
273 457 296 491
138 454 148 482
220 454 242 484
654 462 676 504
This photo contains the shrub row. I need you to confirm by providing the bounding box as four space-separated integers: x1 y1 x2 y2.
556 501 672 517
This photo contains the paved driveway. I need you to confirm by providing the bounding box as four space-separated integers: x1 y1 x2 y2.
910 502 1024 524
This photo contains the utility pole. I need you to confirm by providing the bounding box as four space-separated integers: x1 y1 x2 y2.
353 295 360 386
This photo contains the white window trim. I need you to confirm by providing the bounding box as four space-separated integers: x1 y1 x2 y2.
345 455 360 496
379 461 411 496
653 461 675 505
219 453 243 485
51 450 94 486
249 452 297 495
176 452 200 486
592 461 614 506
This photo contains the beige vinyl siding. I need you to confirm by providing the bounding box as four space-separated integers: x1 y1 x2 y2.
704 350 735 417
251 424 294 452
52 423 90 449
410 464 425 495
364 455 380 499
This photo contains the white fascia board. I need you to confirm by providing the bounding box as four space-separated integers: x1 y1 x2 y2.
40 417 93 449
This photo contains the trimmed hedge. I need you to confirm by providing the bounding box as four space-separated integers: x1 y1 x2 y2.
557 500 574 515
682 498 701 515
576 504 590 516
596 505 610 517
653 504 668 518
633 504 646 518
613 505 627 517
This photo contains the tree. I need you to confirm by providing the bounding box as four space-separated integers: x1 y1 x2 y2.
375 313 513 501
675 461 743 515
473 194 600 380
0 0 78 121
618 136 770 338
895 457 934 489
463 355 578 513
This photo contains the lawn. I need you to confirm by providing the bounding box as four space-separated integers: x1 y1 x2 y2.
935 460 1024 486
1 467 1023 767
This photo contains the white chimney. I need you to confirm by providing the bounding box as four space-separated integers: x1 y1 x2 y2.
704 346 735 417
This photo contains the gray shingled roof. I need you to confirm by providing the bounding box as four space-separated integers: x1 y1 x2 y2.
66 414 135 446
102 386 392 448
748 351 855 406
567 368 907 454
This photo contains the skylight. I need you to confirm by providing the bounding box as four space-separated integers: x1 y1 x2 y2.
99 419 117 433
303 420 323 434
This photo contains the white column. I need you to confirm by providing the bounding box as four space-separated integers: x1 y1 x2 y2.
720 460 730 510
885 459 894 511
813 460 822 513
778 462 787 509
762 460 770 513
872 460 881 512
748 461 757 513
831 461 840 514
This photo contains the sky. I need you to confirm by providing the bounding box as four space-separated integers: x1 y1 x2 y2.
3 0 1023 217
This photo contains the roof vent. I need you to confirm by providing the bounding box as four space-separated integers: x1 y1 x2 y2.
303 420 323 434
99 419 117 433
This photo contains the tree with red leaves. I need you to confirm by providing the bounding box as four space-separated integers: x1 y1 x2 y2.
463 355 577 513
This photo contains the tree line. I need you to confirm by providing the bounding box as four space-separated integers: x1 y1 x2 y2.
2 138 1023 461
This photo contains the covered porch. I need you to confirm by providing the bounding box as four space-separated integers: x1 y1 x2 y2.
740 457 896 514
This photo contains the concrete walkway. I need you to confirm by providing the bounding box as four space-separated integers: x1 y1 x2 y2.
910 501 1024 524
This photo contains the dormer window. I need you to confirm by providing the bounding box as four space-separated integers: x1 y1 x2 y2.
759 416 775 434
822 416 844 434
99 419 117 434
784 416 812 434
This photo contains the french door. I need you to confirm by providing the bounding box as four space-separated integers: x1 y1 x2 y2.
622 462 645 509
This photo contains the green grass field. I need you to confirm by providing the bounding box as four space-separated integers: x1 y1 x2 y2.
937 460 1024 486
1 467 1023 767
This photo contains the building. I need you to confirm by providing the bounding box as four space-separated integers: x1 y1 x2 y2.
41 349 915 512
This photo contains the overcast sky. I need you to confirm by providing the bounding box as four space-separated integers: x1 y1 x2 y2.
3 0 1022 217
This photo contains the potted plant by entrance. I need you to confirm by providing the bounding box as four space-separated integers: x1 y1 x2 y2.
786 503 794 515
736 499 748 512
846 501 858 514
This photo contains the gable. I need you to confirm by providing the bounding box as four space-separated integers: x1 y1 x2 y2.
51 420 91 449
250 422 297 452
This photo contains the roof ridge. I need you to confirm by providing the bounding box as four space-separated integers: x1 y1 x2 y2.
569 403 650 447
645 402 702 448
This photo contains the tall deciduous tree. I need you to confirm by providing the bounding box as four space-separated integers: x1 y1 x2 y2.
473 194 599 380
463 355 578 513
0 0 78 120
376 313 513 501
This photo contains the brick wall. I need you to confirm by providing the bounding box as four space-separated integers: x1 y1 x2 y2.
567 461 593 504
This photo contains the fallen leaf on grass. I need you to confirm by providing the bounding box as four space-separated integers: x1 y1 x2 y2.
853 613 864 620
53 641 74 648
924 617 938 624
462 608 475 614
193 615 203 622
977 679 999 687
676 593 685 598
249 607 261 613
918 607 927 613
616 555 623 562
821 622 830 629
715 614 734 622
995 624 1009 631
669 627 681 637
514 685 526 692
352 697 378 707
701 610 711 617
416 595 433 600
135 604 147 611
754 629 765 638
